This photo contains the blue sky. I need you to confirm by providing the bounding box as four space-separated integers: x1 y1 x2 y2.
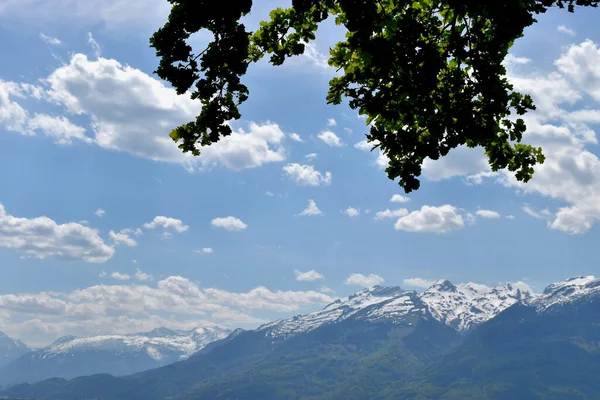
1 1 600 346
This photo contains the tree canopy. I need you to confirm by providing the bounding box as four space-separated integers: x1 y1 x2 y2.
150 0 598 193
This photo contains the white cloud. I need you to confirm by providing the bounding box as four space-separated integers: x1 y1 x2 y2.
374 208 409 220
108 229 137 247
327 118 336 127
0 204 114 263
506 215 516 220
354 139 375 151
298 199 323 217
196 248 214 254
345 273 385 287
110 272 131 281
143 216 189 233
94 208 105 217
283 163 332 186
0 0 171 31
422 146 490 181
320 286 335 294
39 32 61 45
466 213 477 225
558 25 576 36
27 114 90 145
504 54 532 67
475 210 501 219
289 133 303 142
0 80 88 145
211 216 248 231
305 153 318 160
98 271 107 278
39 54 286 171
264 191 274 197
343 207 360 217
394 205 464 233
0 276 335 345
390 194 410 203
317 130 343 147
87 32 101 58
294 269 324 282
134 268 153 281
522 205 551 220
301 42 330 69
403 278 436 289
464 41 600 234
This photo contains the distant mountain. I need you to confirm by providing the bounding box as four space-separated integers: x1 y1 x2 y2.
385 275 600 399
0 326 230 386
4 276 600 400
0 332 30 367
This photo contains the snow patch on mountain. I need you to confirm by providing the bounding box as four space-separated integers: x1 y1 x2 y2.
38 326 230 361
421 279 536 331
260 279 542 339
533 275 600 311
259 286 422 339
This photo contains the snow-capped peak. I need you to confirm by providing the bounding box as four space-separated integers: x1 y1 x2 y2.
259 286 420 339
38 326 231 361
421 280 535 331
533 275 600 311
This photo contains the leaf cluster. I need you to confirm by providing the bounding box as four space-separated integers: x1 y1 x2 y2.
150 0 598 192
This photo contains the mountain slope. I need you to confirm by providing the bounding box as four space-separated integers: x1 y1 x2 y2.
1 286 463 400
0 332 30 367
8 277 598 400
383 276 600 399
0 326 230 386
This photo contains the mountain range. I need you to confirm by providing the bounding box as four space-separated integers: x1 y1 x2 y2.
2 276 600 399
0 326 230 386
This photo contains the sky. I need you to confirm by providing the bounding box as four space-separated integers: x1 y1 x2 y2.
1 1 600 346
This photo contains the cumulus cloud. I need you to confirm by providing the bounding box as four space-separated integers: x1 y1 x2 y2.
475 210 501 219
25 54 287 171
0 276 335 345
211 216 247 231
504 54 532 67
94 208 105 217
0 204 114 263
110 272 131 281
394 205 464 233
390 194 410 203
317 130 343 147
294 269 324 282
143 216 189 233
422 146 490 181
289 133 303 142
345 273 385 287
403 278 437 289
464 40 600 234
374 208 409 220
0 80 89 144
298 199 323 216
343 207 360 217
305 153 318 160
134 269 153 281
283 163 332 186
327 118 336 127
557 25 576 36
108 229 138 247
354 139 376 151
